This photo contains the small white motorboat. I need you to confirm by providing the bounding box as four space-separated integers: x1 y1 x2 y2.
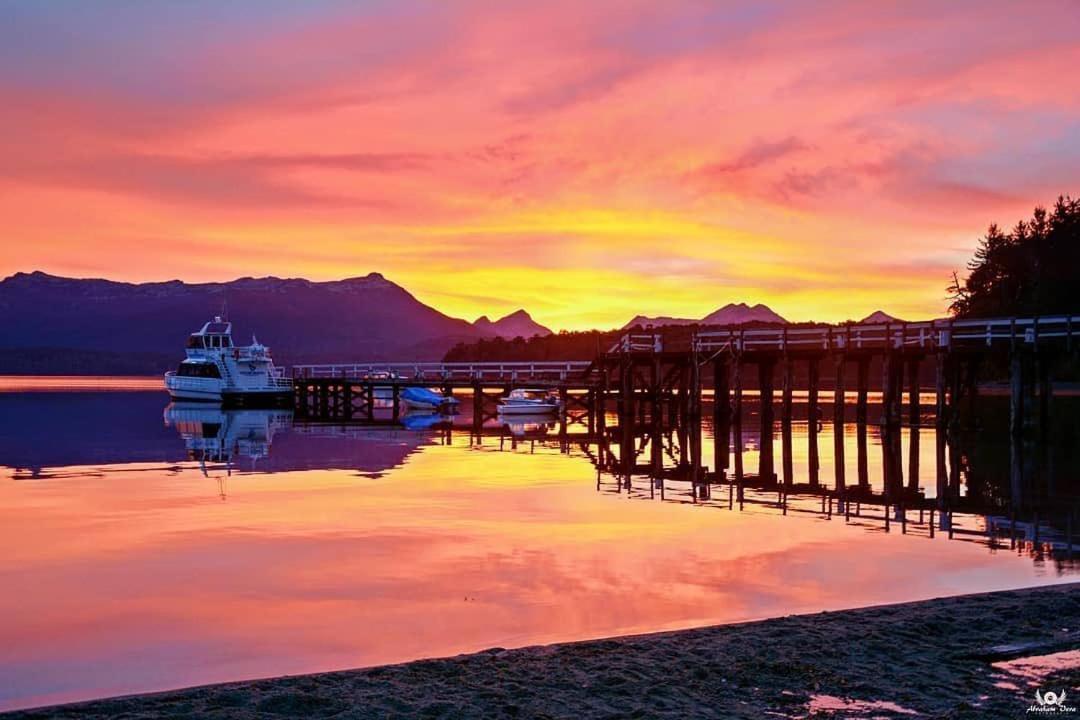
497 388 561 415
363 371 399 401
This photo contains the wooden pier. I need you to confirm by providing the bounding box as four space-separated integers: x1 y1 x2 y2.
286 315 1078 559
291 314 1077 498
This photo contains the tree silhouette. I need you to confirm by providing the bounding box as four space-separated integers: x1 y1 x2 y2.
949 195 1080 317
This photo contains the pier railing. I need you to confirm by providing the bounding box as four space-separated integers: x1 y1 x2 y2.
691 315 1079 354
291 361 592 383
607 333 664 354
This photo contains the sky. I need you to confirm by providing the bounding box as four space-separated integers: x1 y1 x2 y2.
0 0 1077 331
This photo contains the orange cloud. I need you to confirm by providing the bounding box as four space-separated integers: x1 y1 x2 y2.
1 0 1077 329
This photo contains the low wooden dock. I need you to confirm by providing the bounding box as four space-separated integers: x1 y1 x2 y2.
291 361 594 423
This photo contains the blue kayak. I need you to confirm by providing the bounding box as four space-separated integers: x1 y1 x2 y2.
400 386 459 410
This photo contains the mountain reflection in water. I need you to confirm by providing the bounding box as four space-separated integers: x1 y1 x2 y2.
0 386 1075 711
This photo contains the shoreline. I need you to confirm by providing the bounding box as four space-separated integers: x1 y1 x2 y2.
7 584 1079 719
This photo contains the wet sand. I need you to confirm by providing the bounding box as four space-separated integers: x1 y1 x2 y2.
7 584 1079 719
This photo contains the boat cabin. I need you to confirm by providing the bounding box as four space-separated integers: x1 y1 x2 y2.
185 318 233 350
508 388 556 401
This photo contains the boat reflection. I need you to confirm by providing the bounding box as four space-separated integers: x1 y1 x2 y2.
163 402 293 472
501 415 557 436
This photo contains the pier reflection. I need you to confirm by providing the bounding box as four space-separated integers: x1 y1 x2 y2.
3 386 1074 568
278 388 1079 570
158 387 1078 569
588 394 1078 571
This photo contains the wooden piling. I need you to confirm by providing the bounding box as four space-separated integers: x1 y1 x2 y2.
833 354 845 493
781 356 794 486
713 357 729 474
935 353 947 426
1010 352 1024 437
855 357 869 425
472 381 482 437
758 359 775 482
907 358 920 490
935 421 948 507
856 361 869 488
343 382 353 420
689 355 702 420
651 358 662 425
907 358 920 426
732 358 744 485
1036 355 1052 438
807 356 820 486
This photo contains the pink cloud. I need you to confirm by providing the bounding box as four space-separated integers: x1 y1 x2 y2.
0 0 1077 326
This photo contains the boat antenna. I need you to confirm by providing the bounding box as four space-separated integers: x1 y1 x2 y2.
221 294 228 321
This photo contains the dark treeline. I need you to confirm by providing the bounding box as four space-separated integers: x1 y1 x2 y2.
444 331 621 363
949 195 1080 317
948 196 1080 381
443 324 780 362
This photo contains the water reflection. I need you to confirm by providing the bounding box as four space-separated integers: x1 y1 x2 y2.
164 403 292 471
0 386 1076 711
591 395 1078 570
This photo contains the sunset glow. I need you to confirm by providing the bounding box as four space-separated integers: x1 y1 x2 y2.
1 1 1077 329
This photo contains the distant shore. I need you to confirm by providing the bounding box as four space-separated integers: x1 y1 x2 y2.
2 374 1079 397
7 584 1079 719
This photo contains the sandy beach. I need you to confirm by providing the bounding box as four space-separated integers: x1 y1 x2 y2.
6 583 1078 719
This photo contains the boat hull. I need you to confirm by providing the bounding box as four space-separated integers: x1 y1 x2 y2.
167 388 222 402
497 403 560 415
221 389 294 409
165 373 293 407
165 374 224 402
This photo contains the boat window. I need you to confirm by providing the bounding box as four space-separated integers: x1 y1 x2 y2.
186 335 204 349
177 362 222 378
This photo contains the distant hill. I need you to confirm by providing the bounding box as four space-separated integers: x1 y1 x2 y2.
624 302 787 329
859 310 902 324
473 309 552 339
0 271 505 373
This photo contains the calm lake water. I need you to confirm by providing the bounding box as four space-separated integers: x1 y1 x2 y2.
0 378 1075 711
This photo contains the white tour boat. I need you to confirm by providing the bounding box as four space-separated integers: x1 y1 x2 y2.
497 388 562 415
164 317 293 406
